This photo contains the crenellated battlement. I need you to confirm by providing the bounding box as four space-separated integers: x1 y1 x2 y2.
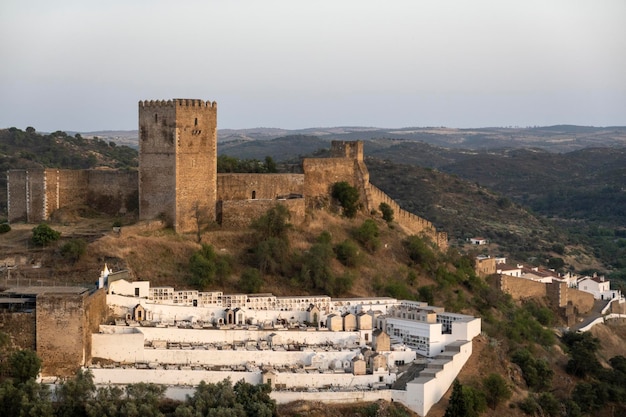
138 99 217 109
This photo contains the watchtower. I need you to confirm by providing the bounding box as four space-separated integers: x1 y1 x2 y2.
138 99 217 233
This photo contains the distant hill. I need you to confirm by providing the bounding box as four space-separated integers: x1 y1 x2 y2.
83 124 626 153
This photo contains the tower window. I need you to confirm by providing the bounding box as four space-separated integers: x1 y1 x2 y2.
154 114 158 123
194 117 198 126
252 191 256 199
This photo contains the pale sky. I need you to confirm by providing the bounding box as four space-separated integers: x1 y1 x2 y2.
1 0 625 132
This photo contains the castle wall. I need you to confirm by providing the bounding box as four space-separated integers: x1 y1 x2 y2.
87 170 138 215
216 173 304 201
7 170 28 222
566 288 595 315
219 198 305 229
139 101 178 225
303 158 360 208
36 292 88 376
330 140 363 160
475 258 496 277
174 100 218 233
83 289 108 366
138 99 218 233
367 184 448 249
498 275 547 300
53 169 89 212
0 312 36 350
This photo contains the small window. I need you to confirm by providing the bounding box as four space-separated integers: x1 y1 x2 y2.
252 190 256 199
154 114 158 123
194 117 198 126
135 288 140 296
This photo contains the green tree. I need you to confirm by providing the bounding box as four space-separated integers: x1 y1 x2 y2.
264 156 277 173
31 223 61 246
445 379 487 417
251 204 292 240
332 181 360 218
0 223 10 234
482 373 511 409
379 202 394 223
334 239 360 267
354 219 380 252
404 235 437 270
240 268 264 293
61 238 87 263
189 244 232 290
56 368 96 417
8 349 41 383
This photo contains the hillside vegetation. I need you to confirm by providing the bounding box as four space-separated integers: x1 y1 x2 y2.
2 126 626 416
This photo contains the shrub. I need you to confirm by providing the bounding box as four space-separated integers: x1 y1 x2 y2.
189 244 232 290
334 239 360 267
31 223 60 246
332 181 359 218
239 268 263 293
354 219 380 252
379 202 394 223
60 239 87 263
251 204 291 240
483 373 512 409
0 223 11 234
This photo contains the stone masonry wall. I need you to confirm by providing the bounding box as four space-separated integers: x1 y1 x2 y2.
174 100 218 233
498 275 547 300
7 170 28 222
139 100 178 226
83 289 108 366
217 173 304 201
367 184 448 250
303 158 361 208
0 312 36 350
566 288 594 315
219 198 305 229
87 170 138 215
36 292 87 376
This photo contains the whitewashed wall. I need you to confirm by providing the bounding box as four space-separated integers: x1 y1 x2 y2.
405 340 473 417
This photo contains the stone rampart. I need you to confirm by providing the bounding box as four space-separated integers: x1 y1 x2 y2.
218 198 305 229
217 173 303 201
7 169 137 222
87 170 138 215
7 170 29 222
36 292 87 376
303 158 360 208
36 289 107 376
367 184 448 249
498 275 547 299
566 288 595 315
0 312 36 350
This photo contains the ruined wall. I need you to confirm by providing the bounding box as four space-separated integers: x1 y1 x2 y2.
498 275 547 300
303 158 360 208
330 140 363 160
217 173 304 201
36 292 87 376
219 198 305 229
0 312 36 350
83 289 108 366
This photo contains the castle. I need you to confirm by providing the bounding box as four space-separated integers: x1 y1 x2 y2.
7 98 447 249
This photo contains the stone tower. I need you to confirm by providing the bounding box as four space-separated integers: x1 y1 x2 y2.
138 99 217 233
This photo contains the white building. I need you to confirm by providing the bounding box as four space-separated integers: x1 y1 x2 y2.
93 267 482 417
578 275 622 301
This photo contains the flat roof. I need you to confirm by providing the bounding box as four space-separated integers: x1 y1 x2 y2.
3 286 89 296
